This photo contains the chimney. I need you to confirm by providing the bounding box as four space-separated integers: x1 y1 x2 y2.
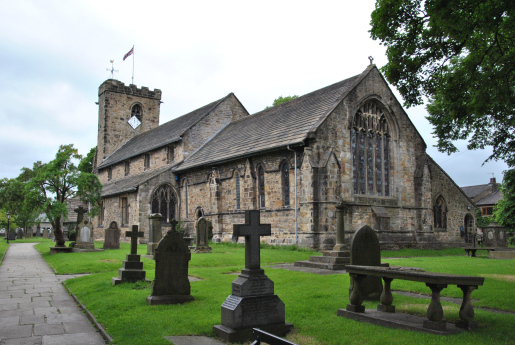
490 177 496 184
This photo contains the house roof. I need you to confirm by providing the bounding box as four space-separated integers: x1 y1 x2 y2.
175 66 376 172
101 165 171 197
97 94 234 170
476 190 503 206
461 183 492 199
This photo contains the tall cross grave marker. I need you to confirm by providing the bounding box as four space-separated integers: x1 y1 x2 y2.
112 225 147 285
213 210 293 343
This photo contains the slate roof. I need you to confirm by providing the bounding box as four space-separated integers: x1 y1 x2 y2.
97 94 234 170
175 66 375 172
461 184 492 199
101 165 171 197
476 190 502 206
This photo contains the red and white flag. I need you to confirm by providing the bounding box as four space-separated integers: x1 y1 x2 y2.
123 47 134 61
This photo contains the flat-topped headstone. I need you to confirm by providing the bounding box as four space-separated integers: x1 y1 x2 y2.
112 225 147 285
42 229 49 239
147 219 194 305
147 213 163 256
8 230 16 241
349 225 383 301
104 221 121 249
35 227 41 237
213 210 293 343
16 229 24 239
194 217 212 253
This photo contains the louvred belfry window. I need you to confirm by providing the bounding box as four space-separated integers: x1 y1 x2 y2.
352 101 390 196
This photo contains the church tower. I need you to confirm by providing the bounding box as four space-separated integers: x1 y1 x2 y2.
95 80 162 168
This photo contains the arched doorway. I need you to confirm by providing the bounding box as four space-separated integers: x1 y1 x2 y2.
464 214 474 244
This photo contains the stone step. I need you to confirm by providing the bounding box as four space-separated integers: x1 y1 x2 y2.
308 256 350 264
321 250 350 258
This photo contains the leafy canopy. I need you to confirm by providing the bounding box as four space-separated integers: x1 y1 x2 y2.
494 169 515 230
265 95 299 109
370 0 515 166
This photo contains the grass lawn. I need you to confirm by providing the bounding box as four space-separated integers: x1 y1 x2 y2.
10 240 513 345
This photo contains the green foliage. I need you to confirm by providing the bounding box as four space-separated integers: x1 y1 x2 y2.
370 0 515 166
23 144 102 246
68 230 77 242
494 169 515 229
265 95 299 109
78 146 96 173
477 208 494 228
174 219 189 237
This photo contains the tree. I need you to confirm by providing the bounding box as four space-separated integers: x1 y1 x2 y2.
0 174 39 234
494 169 515 230
370 0 515 166
78 146 96 173
265 95 299 109
23 144 102 247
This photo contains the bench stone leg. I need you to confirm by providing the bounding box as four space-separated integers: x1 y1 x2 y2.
378 277 395 313
471 249 477 257
423 283 447 331
456 285 479 330
347 274 365 313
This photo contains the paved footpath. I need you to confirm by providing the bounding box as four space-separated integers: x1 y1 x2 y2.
0 243 106 345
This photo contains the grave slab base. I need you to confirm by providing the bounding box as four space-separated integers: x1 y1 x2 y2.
213 322 293 343
147 294 194 305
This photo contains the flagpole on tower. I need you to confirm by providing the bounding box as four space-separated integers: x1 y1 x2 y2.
132 45 135 85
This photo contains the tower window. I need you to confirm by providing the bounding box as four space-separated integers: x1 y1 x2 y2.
131 104 143 122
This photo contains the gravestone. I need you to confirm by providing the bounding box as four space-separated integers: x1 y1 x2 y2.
112 225 147 285
349 225 383 301
213 210 293 343
62 227 69 241
147 220 194 305
147 213 163 256
26 230 32 239
75 220 95 250
103 221 121 249
8 230 16 241
42 229 49 239
194 217 212 253
17 229 24 239
35 227 41 237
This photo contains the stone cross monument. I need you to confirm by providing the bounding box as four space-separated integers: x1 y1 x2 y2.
112 225 146 285
213 210 293 343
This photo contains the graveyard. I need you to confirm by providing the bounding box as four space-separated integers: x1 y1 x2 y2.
1 235 506 345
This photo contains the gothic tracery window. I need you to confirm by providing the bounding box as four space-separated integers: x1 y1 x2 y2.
151 184 177 223
434 196 447 229
352 101 390 196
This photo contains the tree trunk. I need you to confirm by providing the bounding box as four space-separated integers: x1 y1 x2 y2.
53 216 66 247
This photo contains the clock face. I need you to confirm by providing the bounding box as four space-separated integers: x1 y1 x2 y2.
128 116 141 129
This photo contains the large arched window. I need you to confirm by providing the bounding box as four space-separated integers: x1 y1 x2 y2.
434 196 447 230
258 165 265 208
281 161 290 207
151 184 177 223
352 101 390 196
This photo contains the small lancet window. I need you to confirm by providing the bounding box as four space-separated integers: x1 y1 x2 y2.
235 173 241 210
434 196 447 229
258 165 265 208
281 161 290 207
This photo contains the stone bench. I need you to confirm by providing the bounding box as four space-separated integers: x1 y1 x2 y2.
464 247 497 257
341 265 484 331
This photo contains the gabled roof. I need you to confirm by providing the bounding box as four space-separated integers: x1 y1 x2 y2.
101 165 171 197
461 183 493 199
476 190 502 206
175 66 376 172
97 94 235 170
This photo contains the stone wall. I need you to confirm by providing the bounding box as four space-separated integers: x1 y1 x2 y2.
96 79 161 168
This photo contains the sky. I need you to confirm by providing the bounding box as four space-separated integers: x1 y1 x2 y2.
0 0 509 187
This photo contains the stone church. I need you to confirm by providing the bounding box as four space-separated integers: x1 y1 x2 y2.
92 64 476 250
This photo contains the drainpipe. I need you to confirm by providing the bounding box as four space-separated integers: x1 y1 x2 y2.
287 144 301 244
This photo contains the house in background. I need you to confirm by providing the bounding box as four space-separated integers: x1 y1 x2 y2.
461 178 502 217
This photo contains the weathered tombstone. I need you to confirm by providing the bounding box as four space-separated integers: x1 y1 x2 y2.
213 210 293 343
147 213 163 256
8 230 16 241
75 220 95 250
194 217 212 253
349 225 383 301
147 219 194 305
17 229 24 239
42 229 49 239
26 229 32 239
103 221 121 249
35 226 41 237
112 225 146 285
62 227 69 241
482 222 507 248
